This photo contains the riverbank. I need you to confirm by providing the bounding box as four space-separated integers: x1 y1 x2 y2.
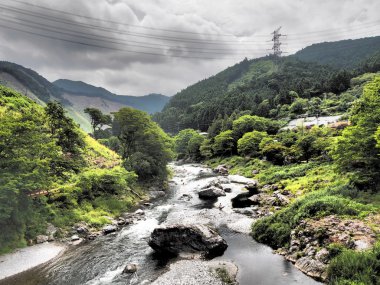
0 242 65 281
206 157 380 282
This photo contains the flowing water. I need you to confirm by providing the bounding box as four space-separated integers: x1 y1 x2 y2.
1 163 321 285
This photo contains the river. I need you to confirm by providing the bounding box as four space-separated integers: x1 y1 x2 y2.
1 163 321 285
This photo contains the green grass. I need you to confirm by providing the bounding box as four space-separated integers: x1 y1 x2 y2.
328 242 380 285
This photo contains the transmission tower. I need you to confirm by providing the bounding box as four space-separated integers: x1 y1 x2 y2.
271 26 285 57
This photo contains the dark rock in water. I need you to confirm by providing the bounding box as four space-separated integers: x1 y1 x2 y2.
221 184 232 193
123 263 138 274
148 224 228 258
102 225 118 235
244 181 259 194
231 192 256 208
198 186 226 199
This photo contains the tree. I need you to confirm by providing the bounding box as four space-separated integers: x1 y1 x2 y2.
45 102 85 173
84 107 112 137
212 130 236 156
332 76 380 190
173 129 205 161
174 129 199 159
237 131 268 157
112 107 173 180
259 137 288 165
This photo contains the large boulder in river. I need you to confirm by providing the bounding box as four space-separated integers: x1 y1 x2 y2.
198 186 226 199
148 224 228 258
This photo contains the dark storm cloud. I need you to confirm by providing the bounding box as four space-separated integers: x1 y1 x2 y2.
0 0 378 95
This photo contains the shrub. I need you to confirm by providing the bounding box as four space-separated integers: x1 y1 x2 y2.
328 243 380 285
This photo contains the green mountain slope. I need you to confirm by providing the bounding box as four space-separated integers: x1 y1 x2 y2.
154 56 337 132
154 36 380 134
294 36 380 69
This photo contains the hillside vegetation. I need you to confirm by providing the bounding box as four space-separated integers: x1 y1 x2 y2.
0 85 172 254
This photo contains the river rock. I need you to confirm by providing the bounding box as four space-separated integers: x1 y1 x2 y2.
231 192 256 208
36 235 49 244
71 235 80 241
102 225 118 235
213 165 229 175
295 257 327 280
198 186 226 199
221 184 232 193
134 209 145 215
244 181 259 194
123 263 138 274
148 224 228 257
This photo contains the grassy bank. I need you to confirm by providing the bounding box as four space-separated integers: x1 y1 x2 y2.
206 156 380 284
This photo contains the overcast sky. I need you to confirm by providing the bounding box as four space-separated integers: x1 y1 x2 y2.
0 0 379 96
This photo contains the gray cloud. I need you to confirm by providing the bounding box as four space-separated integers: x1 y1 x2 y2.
0 0 379 96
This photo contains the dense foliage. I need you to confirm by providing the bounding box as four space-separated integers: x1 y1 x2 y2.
111 107 173 180
0 86 142 253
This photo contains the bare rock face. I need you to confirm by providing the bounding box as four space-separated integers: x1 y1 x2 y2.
295 257 327 281
198 187 226 199
148 224 228 258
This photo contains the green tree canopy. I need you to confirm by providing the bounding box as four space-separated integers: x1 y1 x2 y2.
332 76 380 190
112 107 173 180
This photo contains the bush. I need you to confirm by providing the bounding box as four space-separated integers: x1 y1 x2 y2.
76 167 137 200
328 243 380 285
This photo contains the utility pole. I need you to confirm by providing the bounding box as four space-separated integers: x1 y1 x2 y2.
271 26 285 57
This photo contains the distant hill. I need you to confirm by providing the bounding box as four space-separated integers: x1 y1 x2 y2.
0 61 169 132
294 36 380 69
53 79 170 115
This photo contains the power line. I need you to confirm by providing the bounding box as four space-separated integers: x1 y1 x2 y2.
0 3 266 45
0 23 257 60
0 16 269 56
1 0 246 37
0 13 270 55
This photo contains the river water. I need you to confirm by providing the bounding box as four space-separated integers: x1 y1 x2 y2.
1 163 321 285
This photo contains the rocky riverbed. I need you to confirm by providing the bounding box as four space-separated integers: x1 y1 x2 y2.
0 163 320 285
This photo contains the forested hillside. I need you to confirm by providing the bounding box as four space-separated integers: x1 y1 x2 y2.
294 36 380 68
0 85 172 254
154 38 380 134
